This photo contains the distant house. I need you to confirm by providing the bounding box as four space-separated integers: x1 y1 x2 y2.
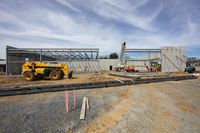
0 59 6 72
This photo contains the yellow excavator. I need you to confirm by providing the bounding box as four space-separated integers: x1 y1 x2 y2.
22 62 73 81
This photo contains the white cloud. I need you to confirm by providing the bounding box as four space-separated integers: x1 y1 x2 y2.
55 0 81 13
0 0 199 59
84 0 163 31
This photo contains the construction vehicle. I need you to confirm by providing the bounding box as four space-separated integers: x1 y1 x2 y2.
114 42 137 72
185 67 195 73
114 64 136 72
22 62 73 81
115 42 162 72
145 62 161 72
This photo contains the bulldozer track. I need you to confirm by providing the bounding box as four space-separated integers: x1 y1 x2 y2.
0 75 197 96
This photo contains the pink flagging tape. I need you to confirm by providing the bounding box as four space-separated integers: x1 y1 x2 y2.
65 91 69 113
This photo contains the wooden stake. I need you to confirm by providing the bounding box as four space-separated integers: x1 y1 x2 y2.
80 97 87 120
86 97 89 110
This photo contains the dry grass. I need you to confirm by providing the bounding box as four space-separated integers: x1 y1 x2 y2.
176 102 197 113
117 92 129 99
88 76 113 82
0 76 25 84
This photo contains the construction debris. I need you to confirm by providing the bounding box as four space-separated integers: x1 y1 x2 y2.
80 97 89 120
80 97 87 120
86 97 89 110
192 73 200 77
114 79 124 83
0 75 197 96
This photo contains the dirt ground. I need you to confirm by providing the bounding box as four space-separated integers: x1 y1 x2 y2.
0 72 192 89
0 72 5 76
0 73 127 88
0 78 199 133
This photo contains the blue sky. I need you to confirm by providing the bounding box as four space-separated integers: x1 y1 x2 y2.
0 0 200 58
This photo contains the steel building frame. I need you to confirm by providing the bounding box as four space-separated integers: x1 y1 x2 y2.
124 48 162 61
6 46 99 75
7 48 99 62
123 48 162 71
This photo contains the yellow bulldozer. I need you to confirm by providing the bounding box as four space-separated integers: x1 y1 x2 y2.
22 62 73 81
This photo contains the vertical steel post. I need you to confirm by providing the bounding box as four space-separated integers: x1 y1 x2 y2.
6 46 8 75
160 49 163 72
98 60 100 71
97 51 99 71
148 49 151 72
40 49 42 62
69 49 71 70
96 51 99 60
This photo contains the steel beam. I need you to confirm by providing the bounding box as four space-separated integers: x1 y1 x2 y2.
125 49 161 52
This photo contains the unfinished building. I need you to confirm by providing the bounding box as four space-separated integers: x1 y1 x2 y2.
124 46 186 72
0 59 6 72
98 46 186 72
6 45 186 75
6 46 99 75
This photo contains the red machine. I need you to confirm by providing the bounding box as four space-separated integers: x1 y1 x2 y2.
114 42 138 72
124 66 136 72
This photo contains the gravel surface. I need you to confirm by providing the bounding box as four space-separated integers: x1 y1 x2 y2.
0 79 200 133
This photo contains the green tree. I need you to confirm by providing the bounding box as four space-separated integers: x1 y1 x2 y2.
109 53 119 59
